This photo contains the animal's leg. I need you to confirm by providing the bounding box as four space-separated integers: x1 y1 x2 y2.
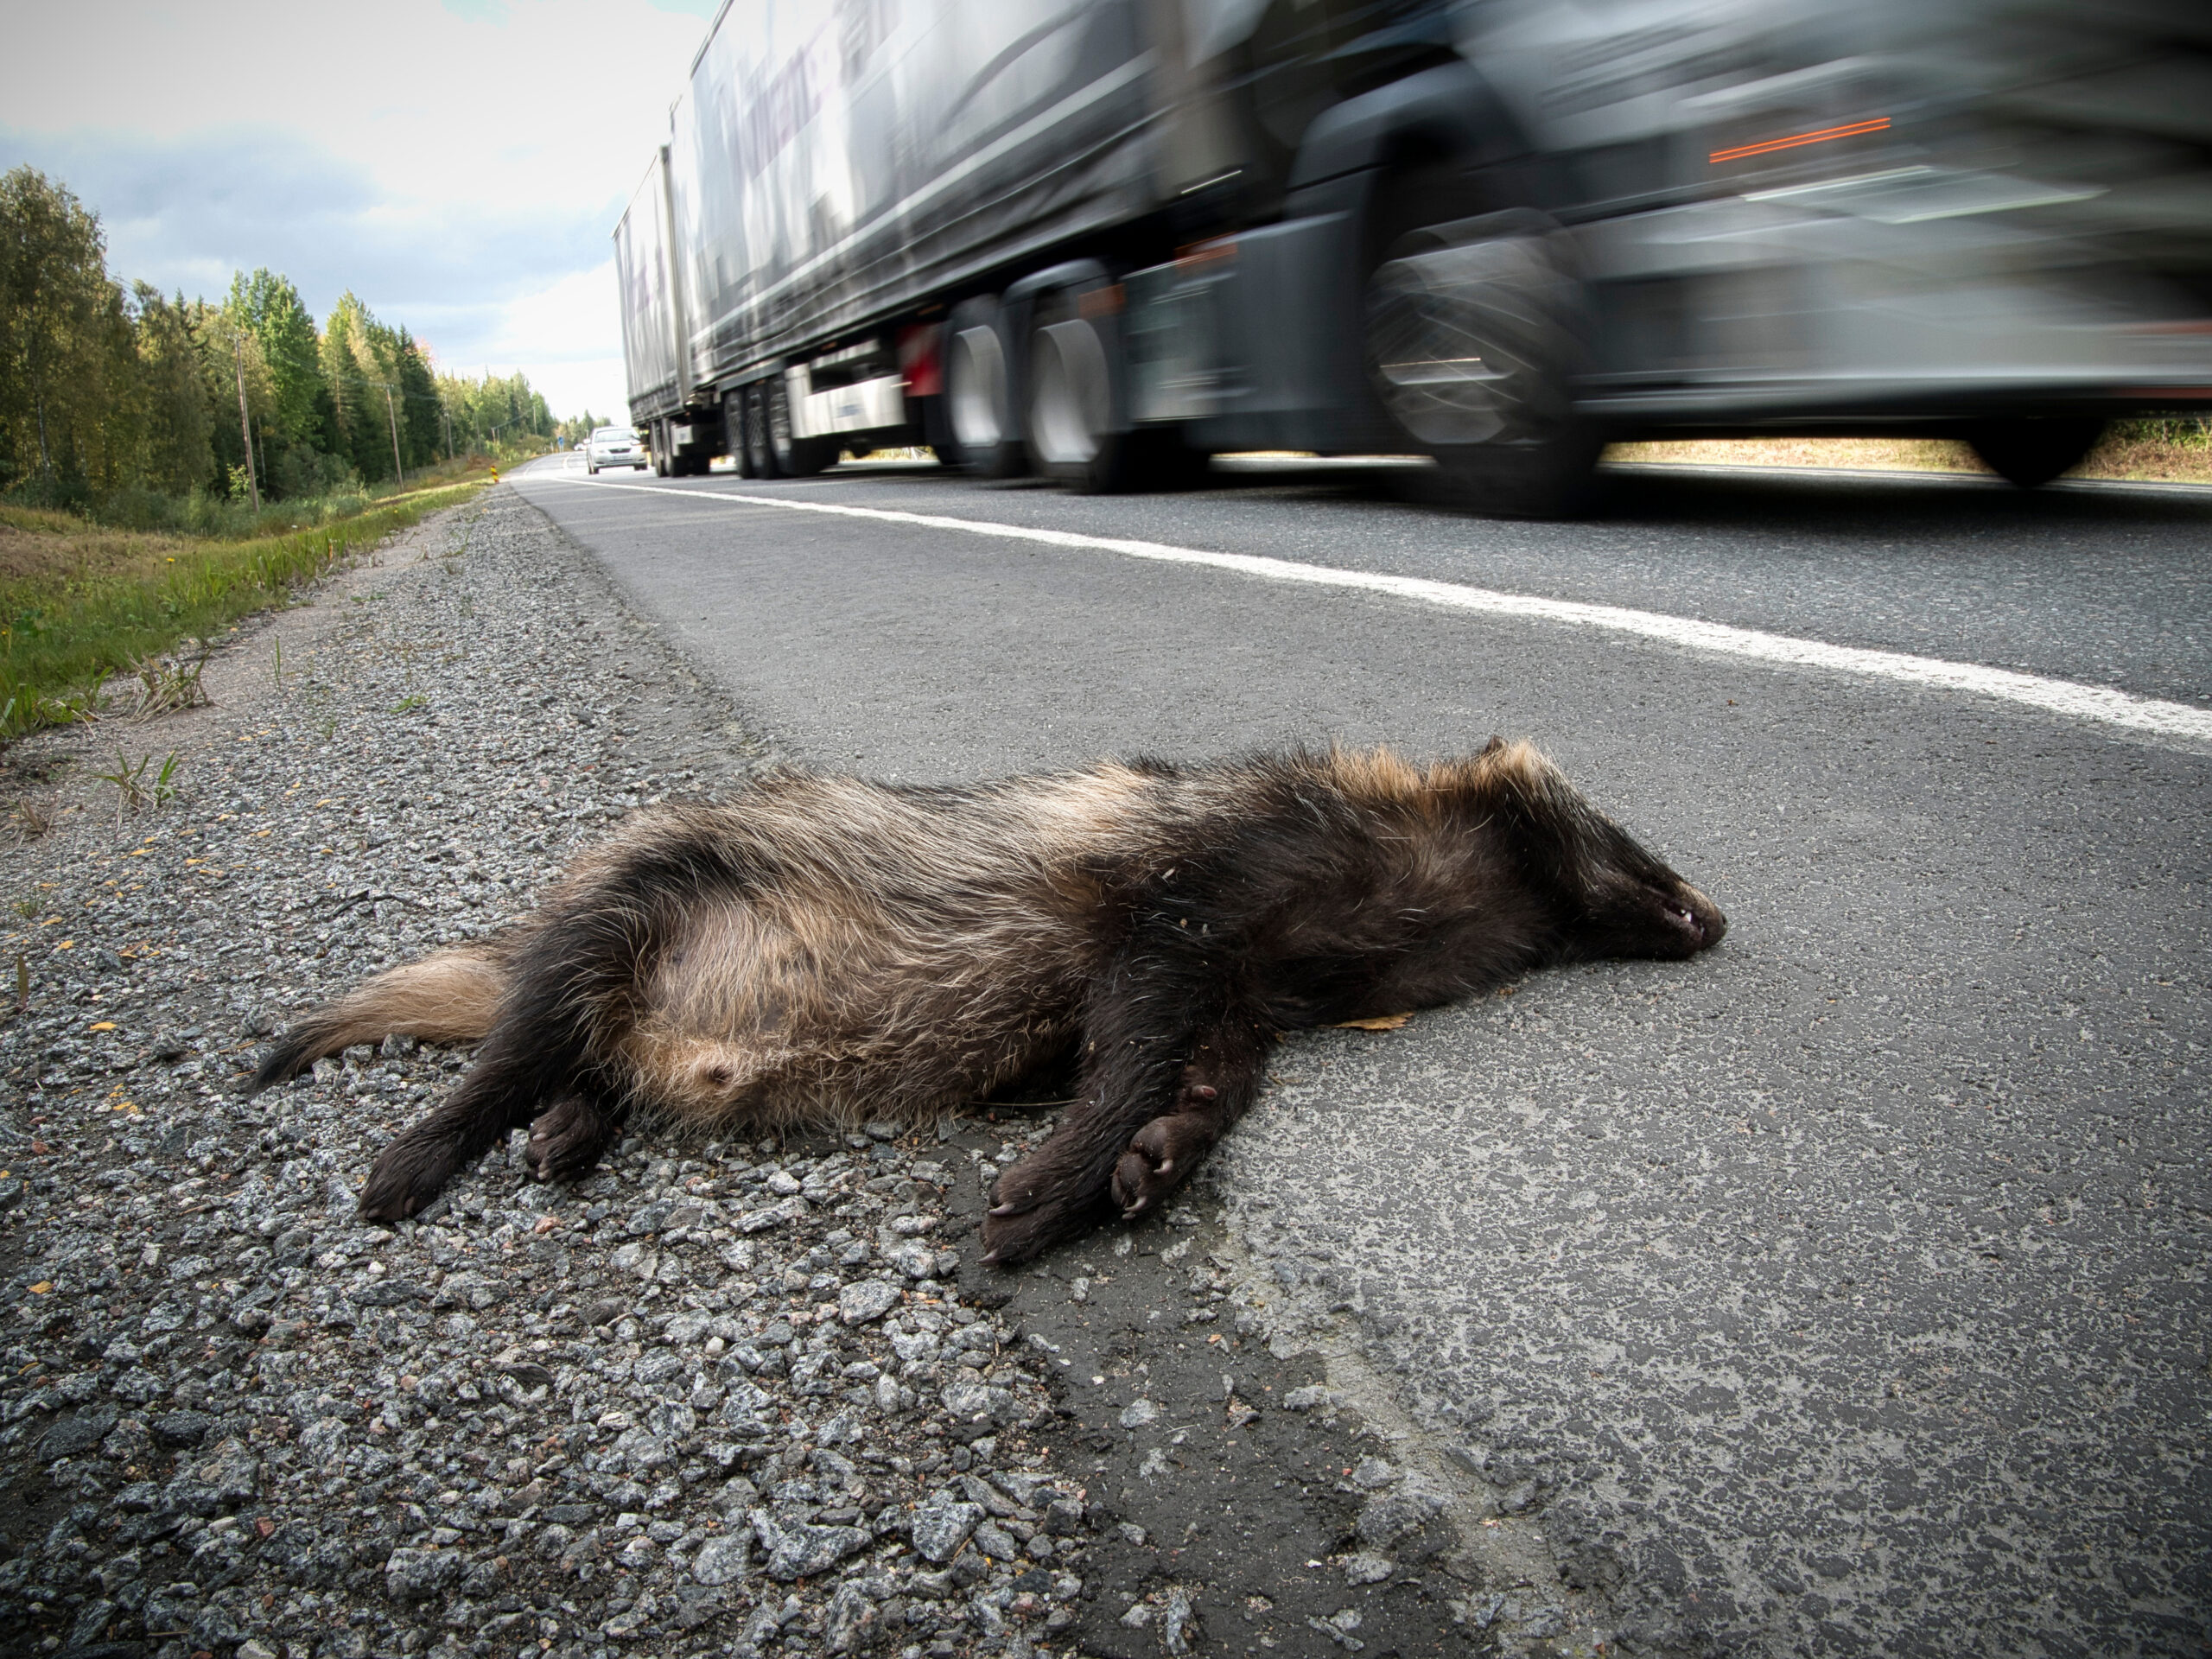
524 1090 626 1183
981 997 1269 1265
358 1029 583 1221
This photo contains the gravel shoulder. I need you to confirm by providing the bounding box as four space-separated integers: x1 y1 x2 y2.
0 493 1520 1659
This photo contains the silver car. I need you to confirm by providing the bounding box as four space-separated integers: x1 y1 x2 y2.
586 427 647 474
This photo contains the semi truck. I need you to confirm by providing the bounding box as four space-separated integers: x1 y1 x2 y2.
615 0 2212 512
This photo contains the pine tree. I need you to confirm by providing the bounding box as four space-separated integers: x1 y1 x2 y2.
130 283 213 497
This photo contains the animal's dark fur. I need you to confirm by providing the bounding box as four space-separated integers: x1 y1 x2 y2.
250 741 1726 1262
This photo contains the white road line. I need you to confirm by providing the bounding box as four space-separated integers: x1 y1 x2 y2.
537 472 2212 745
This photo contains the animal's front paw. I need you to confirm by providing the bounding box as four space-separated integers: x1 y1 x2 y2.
980 1201 1069 1268
981 1152 1107 1267
525 1097 608 1182
1110 1111 1214 1217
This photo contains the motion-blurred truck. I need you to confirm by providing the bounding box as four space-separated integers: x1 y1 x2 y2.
615 0 2212 512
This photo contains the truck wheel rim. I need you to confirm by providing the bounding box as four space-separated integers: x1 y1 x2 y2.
1031 321 1107 467
950 327 1007 453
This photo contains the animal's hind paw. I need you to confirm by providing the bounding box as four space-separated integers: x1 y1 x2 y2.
1111 1111 1215 1217
524 1096 612 1183
358 1135 460 1223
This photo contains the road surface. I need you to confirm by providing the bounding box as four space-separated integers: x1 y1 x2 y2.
510 451 2209 1657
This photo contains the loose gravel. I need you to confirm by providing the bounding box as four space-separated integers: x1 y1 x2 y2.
0 497 1116 1659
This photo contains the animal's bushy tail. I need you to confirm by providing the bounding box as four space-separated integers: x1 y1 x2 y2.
248 944 510 1094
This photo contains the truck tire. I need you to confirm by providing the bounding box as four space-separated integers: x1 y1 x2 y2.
1966 418 2104 488
727 392 756 479
741 385 778 478
768 379 837 477
944 301 1025 477
1363 209 1599 518
1026 294 1201 494
650 423 671 478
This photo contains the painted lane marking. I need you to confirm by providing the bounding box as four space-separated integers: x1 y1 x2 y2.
537 473 2212 745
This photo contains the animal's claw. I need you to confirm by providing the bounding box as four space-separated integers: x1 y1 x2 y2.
1112 1113 1214 1215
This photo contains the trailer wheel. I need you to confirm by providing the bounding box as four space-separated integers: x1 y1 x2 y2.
727 391 756 479
1966 418 2104 488
1031 316 1173 494
768 379 836 477
1363 209 1599 518
742 386 778 478
1028 318 1118 491
944 300 1025 476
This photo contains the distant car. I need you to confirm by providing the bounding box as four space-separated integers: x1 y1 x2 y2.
586 427 647 474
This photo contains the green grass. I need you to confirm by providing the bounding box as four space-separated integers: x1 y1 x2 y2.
1 478 487 741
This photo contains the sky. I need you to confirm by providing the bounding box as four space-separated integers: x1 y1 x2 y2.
1 0 720 422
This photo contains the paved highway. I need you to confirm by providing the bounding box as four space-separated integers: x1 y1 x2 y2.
511 451 2209 1656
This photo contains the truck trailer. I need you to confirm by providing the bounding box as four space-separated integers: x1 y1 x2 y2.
616 0 2212 512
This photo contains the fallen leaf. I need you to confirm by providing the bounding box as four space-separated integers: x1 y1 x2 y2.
1335 1013 1413 1032
28 1282 51 1295
88 1021 117 1032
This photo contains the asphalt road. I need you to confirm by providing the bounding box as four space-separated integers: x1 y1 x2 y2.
512 451 2209 1657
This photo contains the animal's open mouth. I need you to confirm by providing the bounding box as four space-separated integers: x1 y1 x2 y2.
1669 902 1707 946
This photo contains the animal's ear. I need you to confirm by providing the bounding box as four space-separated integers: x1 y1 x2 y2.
1478 735 1507 757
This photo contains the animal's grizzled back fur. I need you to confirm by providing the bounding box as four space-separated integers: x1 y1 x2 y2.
251 741 1726 1262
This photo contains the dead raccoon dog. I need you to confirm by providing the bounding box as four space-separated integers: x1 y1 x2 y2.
250 740 1725 1263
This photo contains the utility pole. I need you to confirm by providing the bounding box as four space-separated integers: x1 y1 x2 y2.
383 384 405 487
233 347 261 511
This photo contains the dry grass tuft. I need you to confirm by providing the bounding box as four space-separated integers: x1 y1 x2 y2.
1609 419 2212 485
122 648 213 721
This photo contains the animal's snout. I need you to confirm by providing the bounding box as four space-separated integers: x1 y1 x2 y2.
1675 887 1727 950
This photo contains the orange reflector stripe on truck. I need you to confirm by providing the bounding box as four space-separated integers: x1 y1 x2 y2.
1710 117 1891 165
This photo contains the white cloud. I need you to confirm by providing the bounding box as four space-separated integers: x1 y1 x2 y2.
0 0 709 418
466 259 631 419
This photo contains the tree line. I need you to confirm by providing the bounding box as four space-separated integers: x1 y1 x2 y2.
0 166 558 513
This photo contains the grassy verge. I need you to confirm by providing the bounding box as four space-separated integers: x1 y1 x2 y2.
1 475 489 740
1608 418 2212 484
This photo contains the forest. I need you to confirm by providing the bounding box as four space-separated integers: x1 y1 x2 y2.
0 166 558 524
